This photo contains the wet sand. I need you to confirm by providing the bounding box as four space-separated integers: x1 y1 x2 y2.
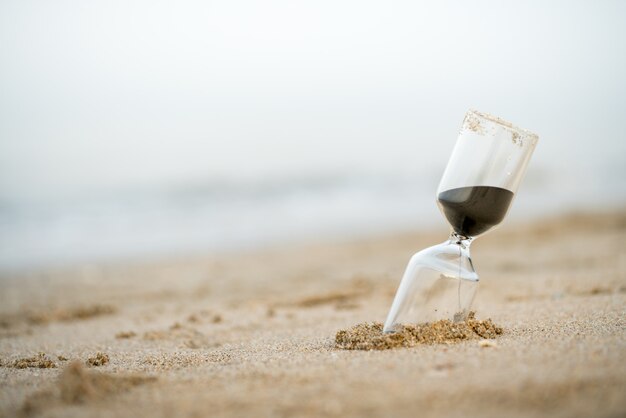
1 210 625 418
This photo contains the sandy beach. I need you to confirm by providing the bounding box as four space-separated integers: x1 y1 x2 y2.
1 210 625 418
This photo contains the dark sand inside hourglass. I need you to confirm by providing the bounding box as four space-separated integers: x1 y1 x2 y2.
437 186 514 237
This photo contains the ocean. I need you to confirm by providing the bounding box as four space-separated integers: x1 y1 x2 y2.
1 161 623 272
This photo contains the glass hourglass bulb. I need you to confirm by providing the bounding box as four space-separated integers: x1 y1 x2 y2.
383 110 538 333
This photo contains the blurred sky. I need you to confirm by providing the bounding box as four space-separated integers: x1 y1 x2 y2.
1 0 625 200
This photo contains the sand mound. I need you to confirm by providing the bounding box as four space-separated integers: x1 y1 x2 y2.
27 304 117 325
335 312 503 350
115 331 137 339
22 361 156 414
56 361 152 403
11 353 57 369
86 352 110 367
142 323 215 349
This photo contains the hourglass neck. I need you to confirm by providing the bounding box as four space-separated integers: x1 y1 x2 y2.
449 232 473 249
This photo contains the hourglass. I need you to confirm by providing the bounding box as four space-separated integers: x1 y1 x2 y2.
383 110 538 333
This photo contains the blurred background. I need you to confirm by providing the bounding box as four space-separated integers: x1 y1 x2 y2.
0 0 624 271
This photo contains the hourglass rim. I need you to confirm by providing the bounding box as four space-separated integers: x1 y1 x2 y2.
465 109 539 145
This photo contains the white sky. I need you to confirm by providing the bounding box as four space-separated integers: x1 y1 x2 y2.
1 0 625 199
